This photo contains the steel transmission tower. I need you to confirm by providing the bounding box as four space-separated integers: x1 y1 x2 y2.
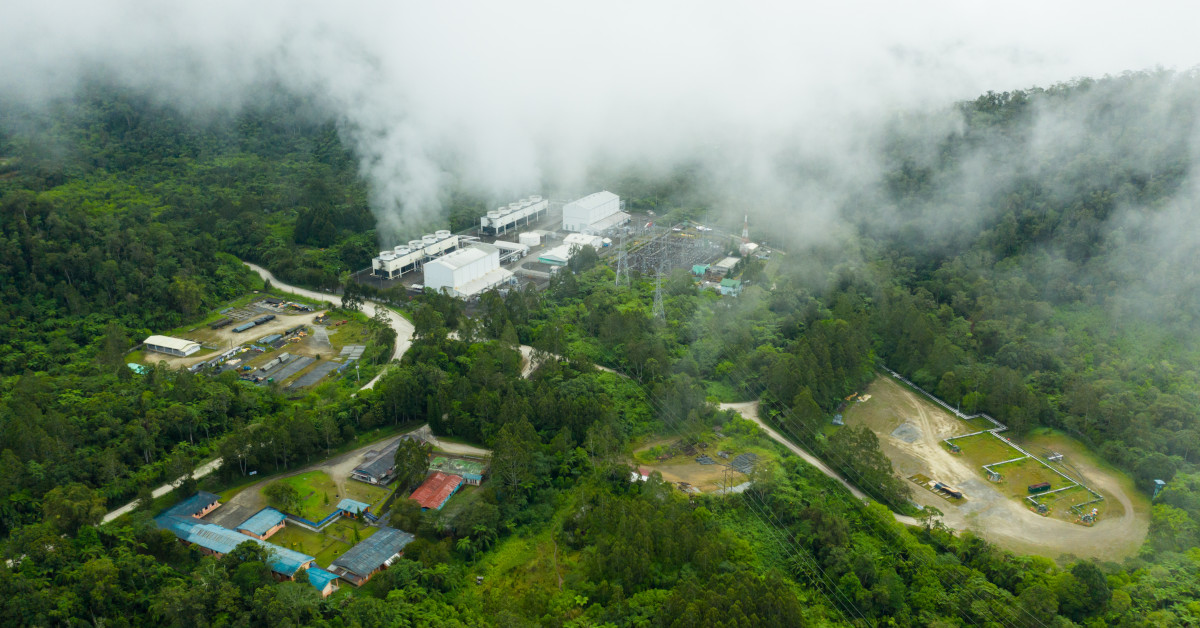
615 232 629 288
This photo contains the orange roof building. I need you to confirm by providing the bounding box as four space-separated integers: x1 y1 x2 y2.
409 472 464 510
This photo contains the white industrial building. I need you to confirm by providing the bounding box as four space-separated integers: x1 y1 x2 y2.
563 233 604 249
372 230 460 279
562 191 629 234
481 196 549 236
144 335 201 357
423 244 514 298
538 245 573 266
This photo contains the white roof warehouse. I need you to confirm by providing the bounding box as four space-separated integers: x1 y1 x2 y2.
144 335 201 357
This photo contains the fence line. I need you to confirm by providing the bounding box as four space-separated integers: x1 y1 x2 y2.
882 365 1103 504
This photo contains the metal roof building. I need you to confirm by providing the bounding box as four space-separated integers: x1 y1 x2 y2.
351 440 400 485
235 508 287 540
144 335 201 357
184 522 315 576
423 244 514 299
306 567 340 598
563 191 628 234
155 493 330 594
537 244 573 266
331 526 415 586
336 498 372 516
409 472 464 510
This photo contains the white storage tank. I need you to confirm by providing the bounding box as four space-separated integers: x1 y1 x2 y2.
509 203 521 210
379 250 392 258
423 234 437 245
519 232 541 246
436 229 451 239
409 239 424 250
396 248 410 255
530 195 542 202
487 210 501 219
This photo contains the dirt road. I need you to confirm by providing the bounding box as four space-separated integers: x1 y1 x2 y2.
848 377 1148 560
718 401 920 527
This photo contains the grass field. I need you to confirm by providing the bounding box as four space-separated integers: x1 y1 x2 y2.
1032 485 1111 522
946 432 1024 468
263 470 389 520
324 518 378 546
989 457 1066 500
269 525 353 567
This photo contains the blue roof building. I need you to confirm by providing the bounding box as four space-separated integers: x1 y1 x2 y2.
337 498 372 516
306 567 340 598
235 508 287 539
154 492 315 580
162 491 221 518
331 526 414 586
184 523 315 576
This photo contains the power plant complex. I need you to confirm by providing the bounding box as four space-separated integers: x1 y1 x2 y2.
367 190 633 298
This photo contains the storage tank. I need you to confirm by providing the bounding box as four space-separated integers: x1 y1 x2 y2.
394 245 406 253
379 250 392 258
500 208 511 216
509 203 521 210
396 248 410 256
409 239 423 250
487 210 501 219
530 195 542 202
422 234 437 245
435 229 451 239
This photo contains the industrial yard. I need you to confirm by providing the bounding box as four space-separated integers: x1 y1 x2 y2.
842 375 1149 560
133 295 373 391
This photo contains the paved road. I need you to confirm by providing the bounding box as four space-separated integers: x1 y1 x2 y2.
102 457 224 523
719 400 920 527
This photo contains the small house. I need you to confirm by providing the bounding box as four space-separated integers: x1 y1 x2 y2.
235 508 287 540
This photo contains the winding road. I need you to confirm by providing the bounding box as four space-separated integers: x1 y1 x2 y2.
719 401 920 527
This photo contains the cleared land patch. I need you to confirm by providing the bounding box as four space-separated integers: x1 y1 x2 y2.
842 374 1148 559
632 424 781 493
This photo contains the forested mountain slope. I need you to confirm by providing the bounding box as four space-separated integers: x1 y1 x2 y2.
4 74 1200 626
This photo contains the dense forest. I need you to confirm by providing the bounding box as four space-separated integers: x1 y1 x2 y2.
4 72 1200 625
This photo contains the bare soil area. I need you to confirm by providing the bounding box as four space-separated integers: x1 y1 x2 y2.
633 440 747 493
843 376 1148 560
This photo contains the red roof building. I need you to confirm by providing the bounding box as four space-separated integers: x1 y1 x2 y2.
409 472 464 510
